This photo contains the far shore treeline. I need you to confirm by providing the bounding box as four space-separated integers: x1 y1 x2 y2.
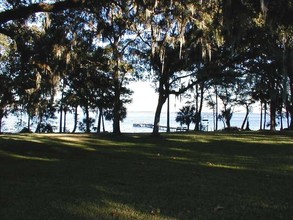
0 1 293 134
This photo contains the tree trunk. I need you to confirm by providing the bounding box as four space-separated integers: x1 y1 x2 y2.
153 92 167 135
289 75 293 129
72 105 78 133
63 108 67 133
97 107 103 133
195 83 204 131
167 95 170 133
260 101 263 130
245 118 250 130
35 114 43 133
59 100 63 133
215 86 219 131
102 112 105 132
113 76 121 134
241 104 249 130
289 107 293 130
263 102 267 129
280 109 283 130
286 107 289 128
226 118 231 128
270 89 277 131
213 106 216 131
270 102 277 131
27 115 31 131
113 47 121 134
194 84 200 131
0 116 2 133
85 105 90 133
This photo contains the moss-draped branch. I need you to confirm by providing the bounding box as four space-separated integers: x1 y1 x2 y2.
0 0 87 24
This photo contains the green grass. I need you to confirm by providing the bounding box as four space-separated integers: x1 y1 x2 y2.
0 132 292 220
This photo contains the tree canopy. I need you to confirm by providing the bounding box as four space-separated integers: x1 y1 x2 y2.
0 0 293 133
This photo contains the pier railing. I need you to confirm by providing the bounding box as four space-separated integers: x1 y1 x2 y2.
133 123 187 132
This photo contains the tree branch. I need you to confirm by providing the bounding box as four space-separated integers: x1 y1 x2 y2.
169 72 195 85
0 0 87 24
169 79 199 96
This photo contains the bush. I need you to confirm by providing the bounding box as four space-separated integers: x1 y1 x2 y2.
222 126 240 131
19 127 32 133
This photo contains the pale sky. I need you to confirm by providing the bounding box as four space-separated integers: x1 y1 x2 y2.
126 81 185 112
126 81 260 113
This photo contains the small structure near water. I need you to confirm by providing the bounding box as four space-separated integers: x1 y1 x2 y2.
133 123 187 132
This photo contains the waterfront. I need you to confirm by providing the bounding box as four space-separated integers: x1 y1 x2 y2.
1 111 288 133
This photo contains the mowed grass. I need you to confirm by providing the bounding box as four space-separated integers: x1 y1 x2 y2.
0 132 292 220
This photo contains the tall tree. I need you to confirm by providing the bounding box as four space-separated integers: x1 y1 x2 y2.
95 1 138 134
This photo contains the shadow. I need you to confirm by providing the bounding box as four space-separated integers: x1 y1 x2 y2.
0 133 292 219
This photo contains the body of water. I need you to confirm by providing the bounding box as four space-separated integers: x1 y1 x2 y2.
121 111 286 133
1 111 289 133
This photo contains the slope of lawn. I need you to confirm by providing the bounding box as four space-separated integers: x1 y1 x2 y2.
0 132 292 220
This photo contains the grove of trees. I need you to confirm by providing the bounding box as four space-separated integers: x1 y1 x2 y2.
0 0 293 134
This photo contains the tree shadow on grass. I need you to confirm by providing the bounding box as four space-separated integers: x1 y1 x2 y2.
0 133 292 219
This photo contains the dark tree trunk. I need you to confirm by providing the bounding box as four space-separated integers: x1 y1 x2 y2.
289 75 293 129
241 104 249 130
263 102 267 130
102 112 105 132
194 83 204 131
27 115 31 131
270 90 277 131
215 86 219 131
167 95 170 133
113 75 121 134
153 92 167 135
280 109 283 130
63 108 67 133
35 115 43 133
270 104 277 131
245 119 250 130
285 106 290 128
113 46 121 134
97 107 103 133
85 105 90 133
59 105 63 133
0 116 2 133
226 118 231 128
72 105 78 133
289 107 293 130
260 101 263 130
194 84 200 131
187 122 190 131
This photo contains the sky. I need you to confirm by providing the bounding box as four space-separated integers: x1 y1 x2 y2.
126 81 185 113
126 81 261 114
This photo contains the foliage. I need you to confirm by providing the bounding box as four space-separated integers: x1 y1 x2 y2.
175 105 195 131
0 1 293 133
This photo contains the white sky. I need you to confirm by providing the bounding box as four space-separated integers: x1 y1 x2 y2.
126 81 261 113
126 81 185 112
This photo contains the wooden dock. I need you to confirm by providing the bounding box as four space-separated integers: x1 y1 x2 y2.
133 123 187 132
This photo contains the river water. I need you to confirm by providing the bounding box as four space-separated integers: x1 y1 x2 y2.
1 111 288 133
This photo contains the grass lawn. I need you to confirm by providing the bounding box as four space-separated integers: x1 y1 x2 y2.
0 132 292 220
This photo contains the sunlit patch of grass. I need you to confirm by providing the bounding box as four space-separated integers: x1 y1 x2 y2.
200 161 248 170
1 134 45 144
64 200 174 220
0 150 59 162
210 132 293 145
47 135 98 151
0 132 292 219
